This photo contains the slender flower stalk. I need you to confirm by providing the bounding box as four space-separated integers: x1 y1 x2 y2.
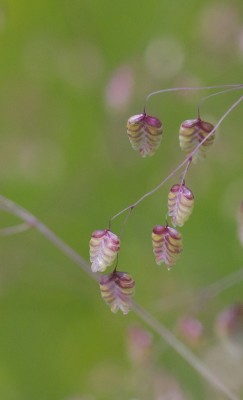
179 157 192 184
196 86 243 115
145 84 243 111
0 194 239 399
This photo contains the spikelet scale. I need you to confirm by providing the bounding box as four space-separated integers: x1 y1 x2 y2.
99 271 135 314
179 118 215 162
89 229 120 273
152 225 182 269
127 113 163 157
168 183 194 227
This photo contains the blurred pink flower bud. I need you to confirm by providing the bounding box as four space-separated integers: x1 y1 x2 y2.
152 225 182 269
99 271 135 314
168 183 194 227
89 229 120 273
127 113 163 157
105 64 134 111
179 118 215 162
127 326 153 365
178 316 203 346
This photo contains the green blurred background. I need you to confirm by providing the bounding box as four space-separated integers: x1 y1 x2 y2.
0 1 243 399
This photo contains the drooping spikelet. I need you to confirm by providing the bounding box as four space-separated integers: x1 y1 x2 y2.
127 113 163 157
99 271 135 314
179 118 215 162
168 183 194 227
152 225 182 269
89 229 120 273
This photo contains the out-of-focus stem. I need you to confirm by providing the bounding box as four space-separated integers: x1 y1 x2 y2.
0 195 97 281
153 268 243 313
132 301 239 400
0 222 30 236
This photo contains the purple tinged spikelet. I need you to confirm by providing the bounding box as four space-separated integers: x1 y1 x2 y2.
152 225 182 269
168 183 194 227
99 271 135 314
127 113 163 157
89 229 120 273
179 118 215 162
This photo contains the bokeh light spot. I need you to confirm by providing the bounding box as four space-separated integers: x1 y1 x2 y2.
144 37 184 81
105 64 134 111
199 3 241 53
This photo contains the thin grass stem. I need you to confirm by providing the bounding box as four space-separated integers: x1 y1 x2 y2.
145 84 243 110
197 86 243 116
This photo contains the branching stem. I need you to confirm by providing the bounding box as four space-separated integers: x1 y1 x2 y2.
110 96 242 226
145 84 243 111
197 86 243 116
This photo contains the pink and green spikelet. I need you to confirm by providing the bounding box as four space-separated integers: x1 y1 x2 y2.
127 113 163 157
179 118 215 162
168 183 194 227
99 271 135 314
89 229 120 273
152 225 183 269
